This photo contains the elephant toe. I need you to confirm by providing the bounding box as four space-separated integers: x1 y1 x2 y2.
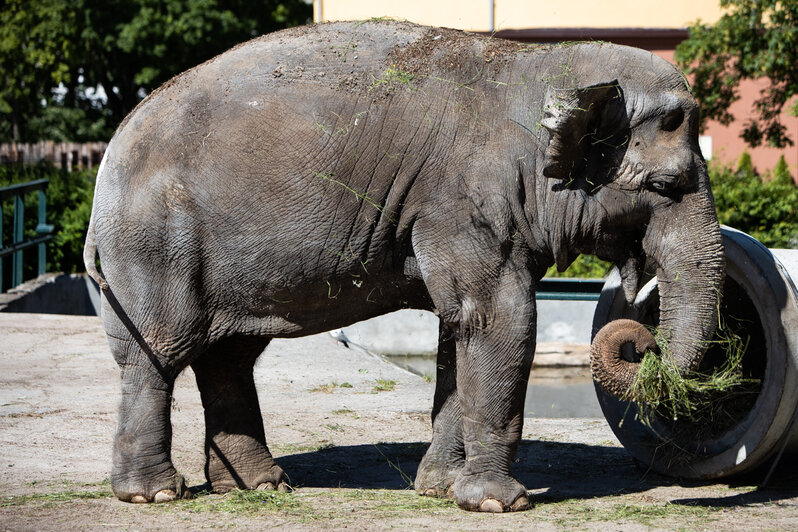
153 489 178 503
256 481 293 492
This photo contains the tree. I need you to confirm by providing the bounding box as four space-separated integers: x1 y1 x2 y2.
675 0 798 148
0 0 312 143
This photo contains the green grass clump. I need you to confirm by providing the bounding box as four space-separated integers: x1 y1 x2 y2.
629 321 758 432
0 489 113 507
172 489 302 515
372 379 396 392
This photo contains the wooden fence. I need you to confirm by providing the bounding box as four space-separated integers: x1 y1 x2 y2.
0 141 107 171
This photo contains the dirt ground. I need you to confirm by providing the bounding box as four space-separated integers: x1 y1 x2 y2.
1 313 797 531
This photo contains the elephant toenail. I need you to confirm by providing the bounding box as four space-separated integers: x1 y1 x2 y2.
154 490 176 503
423 488 438 497
479 498 505 513
130 495 148 503
511 495 530 511
257 482 275 490
277 482 292 493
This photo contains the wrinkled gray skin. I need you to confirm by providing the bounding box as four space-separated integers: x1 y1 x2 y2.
84 21 724 512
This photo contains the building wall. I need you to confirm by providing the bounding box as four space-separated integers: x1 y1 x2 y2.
316 0 725 31
314 0 797 176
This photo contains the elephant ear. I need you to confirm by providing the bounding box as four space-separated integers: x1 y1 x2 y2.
541 80 623 182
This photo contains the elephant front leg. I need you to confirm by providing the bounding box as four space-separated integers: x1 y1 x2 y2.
416 322 464 498
451 273 535 512
192 336 288 493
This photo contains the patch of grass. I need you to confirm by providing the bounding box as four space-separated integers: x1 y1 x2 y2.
331 408 354 415
372 379 396 392
369 65 415 92
170 489 304 516
309 381 352 393
534 498 720 528
1 489 113 507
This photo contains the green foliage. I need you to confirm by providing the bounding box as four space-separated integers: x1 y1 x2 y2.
710 154 798 248
545 255 612 279
0 0 312 143
675 0 798 148
0 162 95 289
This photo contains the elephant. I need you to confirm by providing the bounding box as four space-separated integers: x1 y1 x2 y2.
83 20 725 512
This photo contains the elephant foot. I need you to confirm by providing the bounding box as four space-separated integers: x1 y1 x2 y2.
452 471 530 512
112 469 192 503
415 452 463 498
208 459 288 494
415 464 461 498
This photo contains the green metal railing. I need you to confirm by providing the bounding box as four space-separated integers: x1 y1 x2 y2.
536 278 605 301
0 179 54 291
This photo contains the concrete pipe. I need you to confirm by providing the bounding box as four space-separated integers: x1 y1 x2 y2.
592 227 798 479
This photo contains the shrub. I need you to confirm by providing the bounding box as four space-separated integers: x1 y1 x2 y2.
710 154 798 248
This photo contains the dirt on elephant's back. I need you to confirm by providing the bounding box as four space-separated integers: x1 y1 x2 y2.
387 24 524 78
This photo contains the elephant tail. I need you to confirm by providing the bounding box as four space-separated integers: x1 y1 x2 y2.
83 207 109 292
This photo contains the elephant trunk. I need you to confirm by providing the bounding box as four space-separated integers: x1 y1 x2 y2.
592 182 725 399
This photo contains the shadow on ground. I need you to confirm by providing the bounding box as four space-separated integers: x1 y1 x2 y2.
269 440 798 506
276 439 661 496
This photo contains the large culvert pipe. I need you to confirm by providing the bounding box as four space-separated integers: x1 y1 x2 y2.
592 226 798 479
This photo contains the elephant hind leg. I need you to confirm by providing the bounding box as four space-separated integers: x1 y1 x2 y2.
192 335 288 493
108 333 191 503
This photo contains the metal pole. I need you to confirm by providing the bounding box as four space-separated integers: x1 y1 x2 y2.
314 0 323 23
489 0 495 33
37 189 46 276
12 194 23 287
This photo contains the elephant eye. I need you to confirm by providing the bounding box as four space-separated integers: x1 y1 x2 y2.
661 108 684 132
647 176 677 194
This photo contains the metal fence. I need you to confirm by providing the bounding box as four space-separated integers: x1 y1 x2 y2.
0 179 54 290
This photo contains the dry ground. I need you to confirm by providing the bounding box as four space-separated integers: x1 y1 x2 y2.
1 313 797 531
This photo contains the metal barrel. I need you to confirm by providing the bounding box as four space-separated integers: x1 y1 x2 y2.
592 226 798 479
